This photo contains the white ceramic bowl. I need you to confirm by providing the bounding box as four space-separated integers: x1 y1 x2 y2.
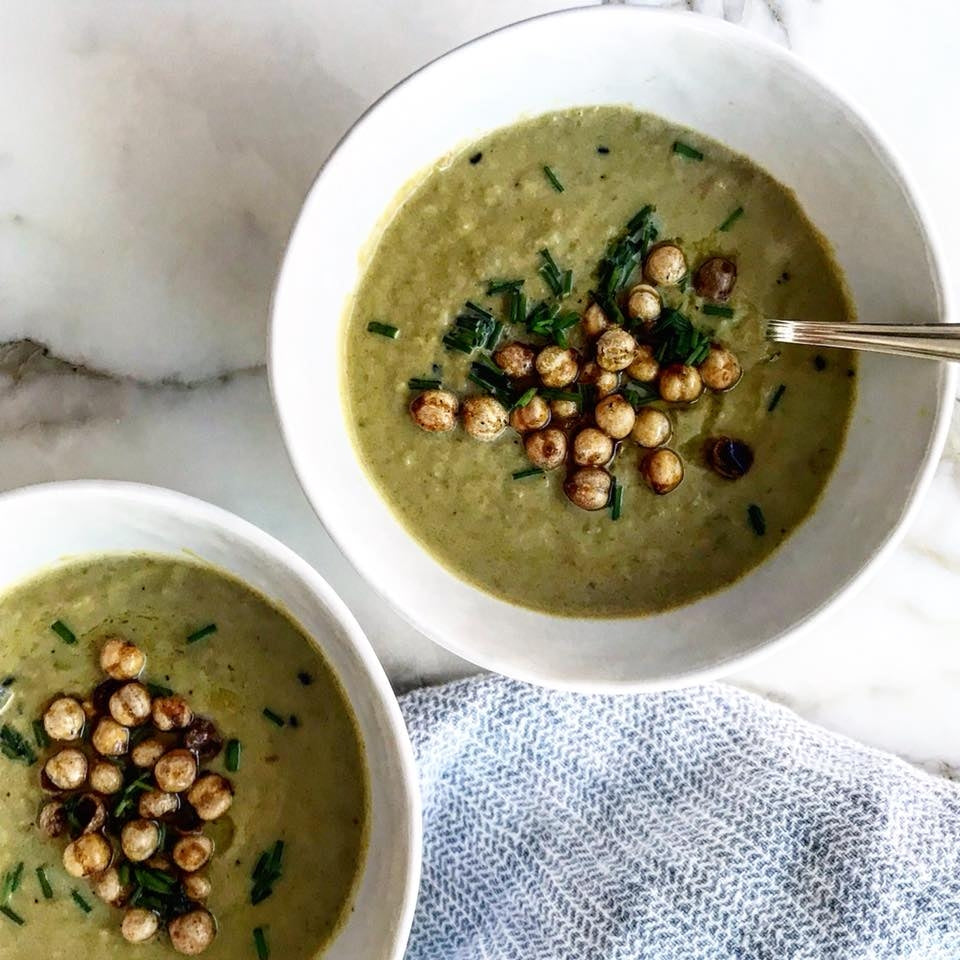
271 6 956 691
0 481 420 959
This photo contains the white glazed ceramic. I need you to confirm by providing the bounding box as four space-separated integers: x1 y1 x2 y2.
0 481 420 959
270 6 956 692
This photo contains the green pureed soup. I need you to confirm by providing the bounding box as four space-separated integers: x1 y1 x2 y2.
0 555 367 959
344 107 856 617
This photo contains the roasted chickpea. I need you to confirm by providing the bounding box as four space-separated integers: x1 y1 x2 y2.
595 327 637 372
90 760 124 795
706 436 754 480
110 682 152 727
63 833 112 878
182 873 212 903
173 834 214 873
493 341 536 379
578 361 618 399
641 448 684 495
658 364 703 404
563 467 613 511
572 428 614 467
549 399 579 423
152 695 193 732
122 819 161 862
643 243 687 287
187 774 234 822
92 717 130 757
693 256 737 301
594 394 636 440
698 344 742 392
122 908 160 944
626 344 659 384
509 395 550 433
183 718 223 763
139 789 181 819
535 346 579 388
132 737 167 769
626 283 662 325
146 854 174 872
93 867 131 907
580 302 609 339
168 909 217 955
630 408 672 448
43 696 86 742
462 395 508 442
38 801 67 838
523 428 567 471
100 637 145 680
45 747 88 790
155 749 198 794
409 389 459 433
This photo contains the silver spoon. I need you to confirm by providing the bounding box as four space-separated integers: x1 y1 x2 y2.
766 320 960 362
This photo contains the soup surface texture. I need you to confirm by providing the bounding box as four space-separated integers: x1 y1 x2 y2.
344 107 856 616
0 554 367 959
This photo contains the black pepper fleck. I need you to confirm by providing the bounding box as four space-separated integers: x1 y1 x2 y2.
597 145 610 155
813 355 827 371
847 368 855 377
297 671 313 686
469 152 483 165
289 715 300 729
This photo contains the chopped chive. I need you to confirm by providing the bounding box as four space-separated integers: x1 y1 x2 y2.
509 290 527 326
543 165 564 193
702 304 734 318
8 862 23 894
254 927 270 960
32 720 49 750
186 623 217 645
767 384 787 412
747 504 766 536
226 739 242 773
512 467 545 480
269 840 284 873
538 388 581 406
609 477 624 521
50 620 76 645
117 862 130 887
366 321 400 339
252 853 269 881
70 890 92 914
0 905 24 926
35 866 53 900
145 683 173 699
718 206 744 232
511 387 537 410
486 278 523 295
407 378 442 391
1 725 36 766
538 266 563 297
485 320 504 351
672 140 704 161
262 708 286 728
561 269 573 298
464 301 494 321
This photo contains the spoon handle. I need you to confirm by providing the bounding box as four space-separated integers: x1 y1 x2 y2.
766 320 960 362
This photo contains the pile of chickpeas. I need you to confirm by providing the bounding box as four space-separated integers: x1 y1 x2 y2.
410 243 741 510
37 637 232 955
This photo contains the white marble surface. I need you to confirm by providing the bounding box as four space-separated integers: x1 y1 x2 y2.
1 0 959 771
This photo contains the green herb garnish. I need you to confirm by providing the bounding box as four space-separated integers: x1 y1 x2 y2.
1 863 24 901
509 289 527 326
467 360 514 405
50 620 77 645
594 204 658 323
767 384 786 412
538 387 582 409
512 468 545 480
366 321 400 339
702 304 734 318
622 383 659 409
146 682 173 698
543 165 564 193
486 278 524 295
70 890 92 914
718 206 744 232
226 739 242 773
262 708 286 728
0 905 24 926
649 308 712 367
442 302 499 355
186 623 217 645
672 140 704 161
747 504 767 536
32 720 49 750
133 867 177 894
35 866 53 900
407 378 442 391
511 387 537 410
251 841 284 905
254 927 270 960
0 725 36 765
538 248 568 298
113 774 151 819
609 477 624 521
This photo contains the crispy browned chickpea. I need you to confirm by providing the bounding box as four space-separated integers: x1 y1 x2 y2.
122 819 161 862
92 717 130 757
658 364 703 404
110 682 152 727
572 428 614 467
122 908 160 944
698 344 742 392
45 747 88 790
132 737 167 769
509 395 550 433
462 395 508 442
694 257 737 301
626 344 659 384
580 302 609 339
100 637 145 680
94 867 131 907
706 436 754 480
594 394 636 440
173 834 214 873
641 448 684 494
155 749 198 794
140 789 181 819
43 696 86 742
595 327 637 372
549 399 579 423
535 346 579 388
630 408 672 448
409 389 458 433
643 243 687 287
187 774 234 821
626 283 662 325
523 428 567 471
563 467 613 511
578 361 619 399
493 341 536 379
90 760 124 795
183 718 223 763
63 833 112 878
168 909 217 955
182 873 212 903
152 695 193 732
38 801 67 838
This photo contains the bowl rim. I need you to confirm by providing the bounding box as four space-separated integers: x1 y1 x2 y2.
0 478 423 959
269 4 957 692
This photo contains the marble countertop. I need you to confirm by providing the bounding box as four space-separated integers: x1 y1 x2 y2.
2 0 959 774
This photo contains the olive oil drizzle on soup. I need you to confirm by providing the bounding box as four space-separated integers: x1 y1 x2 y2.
0 555 368 959
344 107 856 618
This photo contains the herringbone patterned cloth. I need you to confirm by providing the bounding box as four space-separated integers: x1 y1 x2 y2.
399 676 960 959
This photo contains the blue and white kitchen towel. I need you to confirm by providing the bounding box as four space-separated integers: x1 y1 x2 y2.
400 676 960 959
